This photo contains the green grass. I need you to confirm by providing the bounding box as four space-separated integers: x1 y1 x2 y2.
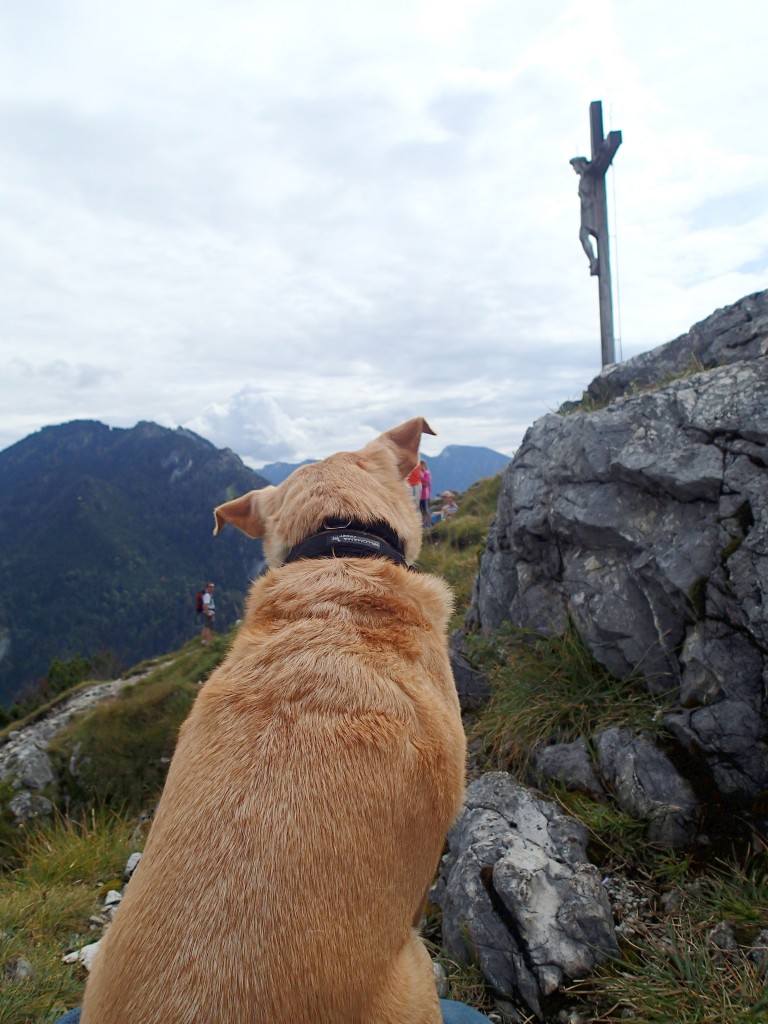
685 856 768 936
467 622 670 776
551 786 651 871
0 653 181 746
49 633 231 815
0 678 100 745
569 915 768 1023
417 475 501 627
0 811 141 1024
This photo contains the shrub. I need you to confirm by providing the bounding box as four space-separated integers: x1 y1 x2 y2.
46 657 93 696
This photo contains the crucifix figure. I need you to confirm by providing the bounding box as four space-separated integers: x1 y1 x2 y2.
570 155 599 276
570 101 622 366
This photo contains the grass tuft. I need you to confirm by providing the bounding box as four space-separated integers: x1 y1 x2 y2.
0 811 141 1024
551 786 650 871
467 622 670 775
568 916 768 1023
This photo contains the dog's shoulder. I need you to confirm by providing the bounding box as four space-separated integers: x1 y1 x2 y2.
245 559 453 630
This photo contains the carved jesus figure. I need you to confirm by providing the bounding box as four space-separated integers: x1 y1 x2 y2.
570 156 599 276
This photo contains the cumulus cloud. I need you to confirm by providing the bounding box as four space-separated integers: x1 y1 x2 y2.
185 389 311 464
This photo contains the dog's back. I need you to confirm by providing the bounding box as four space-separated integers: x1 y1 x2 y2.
80 418 466 1024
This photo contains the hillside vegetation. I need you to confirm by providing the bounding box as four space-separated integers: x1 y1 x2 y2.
0 637 233 1023
1 476 766 1024
0 420 268 708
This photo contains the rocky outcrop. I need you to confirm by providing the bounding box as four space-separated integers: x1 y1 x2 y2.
580 289 768 405
0 673 144 822
466 290 768 824
433 773 618 1019
440 292 768 1015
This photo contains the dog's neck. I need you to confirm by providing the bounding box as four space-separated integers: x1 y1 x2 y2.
283 519 411 569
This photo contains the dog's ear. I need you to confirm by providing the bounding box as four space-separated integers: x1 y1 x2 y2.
213 487 275 538
382 417 436 478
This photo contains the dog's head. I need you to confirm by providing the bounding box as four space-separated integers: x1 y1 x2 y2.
213 417 435 567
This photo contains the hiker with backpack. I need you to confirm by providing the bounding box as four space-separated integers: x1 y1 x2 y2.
198 582 216 645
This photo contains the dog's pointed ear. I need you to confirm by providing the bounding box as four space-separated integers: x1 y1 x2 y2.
382 417 436 478
213 487 275 538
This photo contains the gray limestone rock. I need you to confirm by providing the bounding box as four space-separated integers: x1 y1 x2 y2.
530 738 604 799
3 955 34 982
665 698 768 803
467 292 768 824
449 630 491 711
2 743 55 791
125 851 143 881
8 790 53 821
749 930 768 965
435 773 618 1017
594 728 699 847
585 290 768 404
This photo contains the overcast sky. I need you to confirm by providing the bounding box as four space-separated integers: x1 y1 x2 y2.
1 0 766 467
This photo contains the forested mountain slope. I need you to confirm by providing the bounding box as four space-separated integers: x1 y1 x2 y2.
0 420 268 706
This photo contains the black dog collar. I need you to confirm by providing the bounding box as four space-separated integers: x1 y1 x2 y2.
284 519 410 569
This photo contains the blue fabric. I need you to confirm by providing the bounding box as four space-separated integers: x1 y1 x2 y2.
439 998 494 1022
54 1012 81 1024
54 999 493 1023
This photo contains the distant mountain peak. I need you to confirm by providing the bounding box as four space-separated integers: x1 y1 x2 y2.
257 445 510 493
0 419 270 707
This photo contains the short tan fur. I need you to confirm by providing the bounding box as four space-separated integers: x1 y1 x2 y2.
81 417 466 1024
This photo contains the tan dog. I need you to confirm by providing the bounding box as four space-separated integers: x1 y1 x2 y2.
80 417 466 1024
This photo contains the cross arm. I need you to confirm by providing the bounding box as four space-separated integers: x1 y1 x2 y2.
589 130 622 177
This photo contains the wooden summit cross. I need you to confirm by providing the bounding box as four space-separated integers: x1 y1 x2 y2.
570 100 622 366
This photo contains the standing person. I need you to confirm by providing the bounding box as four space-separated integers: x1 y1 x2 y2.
418 460 432 528
200 582 216 646
407 463 422 509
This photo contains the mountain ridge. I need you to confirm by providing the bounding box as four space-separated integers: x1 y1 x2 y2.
1 421 508 707
0 420 269 706
257 443 510 493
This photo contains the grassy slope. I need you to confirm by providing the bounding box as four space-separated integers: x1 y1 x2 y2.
0 814 138 1024
49 636 230 816
417 475 501 631
0 634 232 1023
2 477 767 1022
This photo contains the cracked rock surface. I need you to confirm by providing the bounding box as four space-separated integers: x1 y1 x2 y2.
433 773 618 1018
466 290 768 815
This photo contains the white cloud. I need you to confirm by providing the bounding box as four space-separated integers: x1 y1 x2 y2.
0 0 766 462
185 389 310 463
